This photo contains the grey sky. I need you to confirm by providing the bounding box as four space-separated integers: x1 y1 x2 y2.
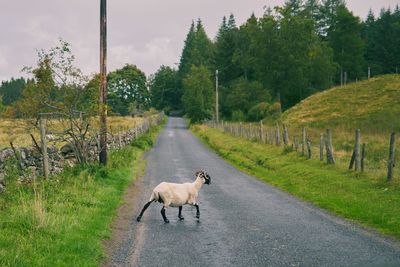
0 0 398 81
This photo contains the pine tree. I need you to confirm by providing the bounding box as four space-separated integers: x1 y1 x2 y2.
327 5 365 81
177 21 196 87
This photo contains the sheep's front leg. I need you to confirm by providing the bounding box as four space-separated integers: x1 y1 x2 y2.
178 206 184 221
161 207 169 223
194 204 200 221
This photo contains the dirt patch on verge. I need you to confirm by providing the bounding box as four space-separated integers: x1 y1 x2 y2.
101 156 146 266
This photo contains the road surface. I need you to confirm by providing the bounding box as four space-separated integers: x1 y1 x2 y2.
105 117 400 267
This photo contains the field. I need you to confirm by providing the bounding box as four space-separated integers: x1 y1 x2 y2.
0 116 143 149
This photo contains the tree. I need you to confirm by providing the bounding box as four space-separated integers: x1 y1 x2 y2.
107 64 149 116
233 13 259 81
0 78 26 106
182 65 214 123
364 8 400 74
177 21 196 91
14 40 96 164
177 19 215 99
149 66 178 112
215 14 241 85
225 78 270 120
326 3 365 81
190 19 215 69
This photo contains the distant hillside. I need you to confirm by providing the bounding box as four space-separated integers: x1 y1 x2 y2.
282 75 400 132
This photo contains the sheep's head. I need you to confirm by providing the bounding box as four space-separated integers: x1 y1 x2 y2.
196 170 212 185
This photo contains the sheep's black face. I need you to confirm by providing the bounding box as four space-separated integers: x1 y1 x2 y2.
204 173 211 185
196 170 212 185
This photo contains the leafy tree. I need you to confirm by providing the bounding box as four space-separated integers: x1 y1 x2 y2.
226 78 270 119
149 65 178 112
107 64 148 116
182 65 214 123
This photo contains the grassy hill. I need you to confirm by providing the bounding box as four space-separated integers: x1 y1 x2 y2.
282 74 400 133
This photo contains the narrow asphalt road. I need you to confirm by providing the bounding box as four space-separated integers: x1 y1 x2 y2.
106 117 400 267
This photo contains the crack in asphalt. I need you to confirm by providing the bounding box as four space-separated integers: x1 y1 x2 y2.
105 117 400 267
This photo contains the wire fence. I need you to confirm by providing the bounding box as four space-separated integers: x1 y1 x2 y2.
206 120 397 182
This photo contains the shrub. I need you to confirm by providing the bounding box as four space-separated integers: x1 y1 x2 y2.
248 102 271 122
232 110 245 122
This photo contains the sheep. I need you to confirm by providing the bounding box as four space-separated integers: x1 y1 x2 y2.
136 170 211 223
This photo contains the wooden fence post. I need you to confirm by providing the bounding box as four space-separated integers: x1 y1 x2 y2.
275 123 280 146
307 139 312 159
283 124 289 145
260 121 264 143
302 127 306 156
40 116 49 179
325 129 335 165
355 129 361 172
361 143 366 172
319 133 324 161
294 136 299 152
387 133 396 181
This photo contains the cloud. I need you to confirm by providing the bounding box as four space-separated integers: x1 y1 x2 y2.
109 38 178 75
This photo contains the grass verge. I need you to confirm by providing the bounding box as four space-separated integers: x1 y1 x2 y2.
192 125 400 239
0 121 164 267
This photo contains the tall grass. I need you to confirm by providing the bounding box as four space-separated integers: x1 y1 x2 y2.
0 122 163 267
0 116 143 148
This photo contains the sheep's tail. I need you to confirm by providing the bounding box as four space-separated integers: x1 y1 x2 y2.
149 190 164 204
149 190 159 202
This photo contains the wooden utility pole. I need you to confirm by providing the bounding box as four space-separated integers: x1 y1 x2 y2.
99 0 108 165
216 69 219 124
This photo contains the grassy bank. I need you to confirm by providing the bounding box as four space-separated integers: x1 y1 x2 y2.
0 122 164 267
282 74 400 132
192 125 400 239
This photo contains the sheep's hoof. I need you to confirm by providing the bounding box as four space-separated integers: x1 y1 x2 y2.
179 216 185 221
136 216 142 222
164 219 170 224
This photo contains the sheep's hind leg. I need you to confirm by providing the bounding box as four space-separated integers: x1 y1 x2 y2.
161 207 169 223
178 206 184 221
137 200 153 222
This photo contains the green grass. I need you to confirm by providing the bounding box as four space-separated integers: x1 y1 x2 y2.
0 121 164 267
282 74 400 132
192 125 400 239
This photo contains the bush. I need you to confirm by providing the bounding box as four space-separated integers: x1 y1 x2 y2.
269 102 282 116
232 110 245 122
248 102 270 122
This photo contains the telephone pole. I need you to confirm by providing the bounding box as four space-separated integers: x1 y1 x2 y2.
215 69 219 124
99 0 108 165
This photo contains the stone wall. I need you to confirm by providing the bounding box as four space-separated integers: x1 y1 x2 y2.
0 113 164 190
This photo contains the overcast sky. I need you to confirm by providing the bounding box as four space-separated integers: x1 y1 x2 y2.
0 0 398 82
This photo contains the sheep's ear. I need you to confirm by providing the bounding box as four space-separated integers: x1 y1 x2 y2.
195 171 201 176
